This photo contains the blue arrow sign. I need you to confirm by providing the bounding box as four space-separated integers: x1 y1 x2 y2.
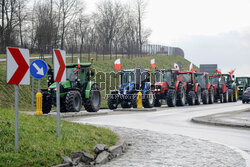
30 60 48 79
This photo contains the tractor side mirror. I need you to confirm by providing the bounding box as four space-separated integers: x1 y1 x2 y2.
90 70 95 76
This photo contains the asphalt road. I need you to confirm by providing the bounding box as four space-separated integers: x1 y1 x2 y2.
74 101 250 165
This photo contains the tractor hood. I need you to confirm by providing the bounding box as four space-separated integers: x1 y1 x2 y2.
155 82 167 87
49 80 71 89
118 83 135 95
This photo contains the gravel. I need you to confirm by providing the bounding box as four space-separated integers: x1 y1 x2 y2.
99 126 246 167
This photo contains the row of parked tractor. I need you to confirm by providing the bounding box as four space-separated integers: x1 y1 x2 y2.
41 62 243 114
107 68 239 110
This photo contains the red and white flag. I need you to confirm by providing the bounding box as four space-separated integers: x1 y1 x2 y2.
229 68 236 76
216 69 222 75
189 63 193 72
174 63 179 70
151 59 156 69
114 58 121 70
77 58 80 69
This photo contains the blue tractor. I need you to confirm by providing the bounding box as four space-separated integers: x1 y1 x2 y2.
107 68 155 109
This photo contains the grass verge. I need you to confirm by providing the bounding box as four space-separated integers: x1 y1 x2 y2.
0 108 117 167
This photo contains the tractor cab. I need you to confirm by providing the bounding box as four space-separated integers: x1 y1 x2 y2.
178 71 196 91
195 72 210 89
155 69 178 88
236 77 250 99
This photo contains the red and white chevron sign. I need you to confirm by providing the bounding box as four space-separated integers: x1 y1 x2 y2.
6 47 30 85
53 49 66 82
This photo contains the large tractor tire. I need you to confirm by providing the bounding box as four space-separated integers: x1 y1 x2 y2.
176 84 186 106
83 84 101 112
41 91 52 114
202 90 209 104
143 91 154 108
195 86 201 105
132 93 138 108
223 89 229 103
121 101 131 108
187 91 196 105
65 90 82 112
108 94 118 110
219 94 224 103
228 89 234 102
154 95 162 107
60 98 67 113
166 89 176 107
208 88 214 104
233 89 238 102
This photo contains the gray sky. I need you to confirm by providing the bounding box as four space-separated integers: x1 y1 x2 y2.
86 0 250 76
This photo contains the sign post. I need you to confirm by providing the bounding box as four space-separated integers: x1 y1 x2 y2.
6 47 30 150
53 49 66 138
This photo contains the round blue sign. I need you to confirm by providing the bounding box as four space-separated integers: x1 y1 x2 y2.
30 60 48 79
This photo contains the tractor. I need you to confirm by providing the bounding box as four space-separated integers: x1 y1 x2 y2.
195 72 214 104
209 74 228 103
153 69 184 107
236 77 250 99
41 63 101 114
107 68 154 109
178 71 202 105
222 74 238 102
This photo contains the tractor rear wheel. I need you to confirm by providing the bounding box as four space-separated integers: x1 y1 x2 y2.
223 89 229 103
132 93 138 108
65 91 82 112
187 91 196 105
195 87 201 105
228 89 233 102
60 98 67 113
176 84 186 106
202 90 209 104
208 88 214 104
167 89 176 107
108 94 118 110
233 89 238 102
143 91 154 108
84 84 101 112
42 91 52 114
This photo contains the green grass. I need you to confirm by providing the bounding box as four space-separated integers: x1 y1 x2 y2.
0 108 117 167
0 54 198 109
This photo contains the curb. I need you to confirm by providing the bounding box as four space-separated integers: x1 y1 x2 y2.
191 110 250 128
114 108 157 112
48 111 109 119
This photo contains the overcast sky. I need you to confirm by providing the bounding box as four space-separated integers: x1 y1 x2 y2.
86 0 250 76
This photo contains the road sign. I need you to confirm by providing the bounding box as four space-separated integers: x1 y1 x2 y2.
7 47 30 85
30 60 48 79
53 49 66 82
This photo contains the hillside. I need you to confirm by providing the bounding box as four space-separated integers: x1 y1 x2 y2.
0 55 197 109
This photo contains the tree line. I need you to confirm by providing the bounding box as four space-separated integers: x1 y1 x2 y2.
0 0 151 60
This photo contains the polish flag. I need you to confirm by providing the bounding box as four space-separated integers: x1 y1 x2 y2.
115 58 121 70
229 68 236 76
189 63 193 72
77 58 80 69
174 63 179 70
151 59 156 69
216 69 222 75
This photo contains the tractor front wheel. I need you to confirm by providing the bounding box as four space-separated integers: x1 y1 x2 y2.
143 91 154 108
176 84 186 106
66 91 82 112
84 84 101 112
223 89 229 103
167 89 176 107
195 87 201 105
209 88 214 104
41 91 52 114
187 91 196 105
202 90 209 104
132 93 138 108
108 94 118 110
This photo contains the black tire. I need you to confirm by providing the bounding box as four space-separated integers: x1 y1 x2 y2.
176 84 186 106
108 94 118 110
247 101 249 104
83 84 101 112
208 88 214 104
233 89 238 102
228 89 234 102
132 93 138 108
65 91 82 112
195 87 201 105
242 100 245 104
202 90 209 104
223 89 228 103
167 89 176 107
60 98 67 113
154 95 162 107
121 101 131 108
187 91 195 105
41 91 52 114
143 91 154 108
219 94 224 103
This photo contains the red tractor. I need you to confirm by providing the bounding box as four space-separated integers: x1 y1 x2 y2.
195 72 214 104
178 71 202 105
209 74 228 103
153 69 186 107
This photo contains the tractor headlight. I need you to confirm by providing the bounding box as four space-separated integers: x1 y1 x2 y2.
124 89 127 94
48 88 51 91
55 88 57 91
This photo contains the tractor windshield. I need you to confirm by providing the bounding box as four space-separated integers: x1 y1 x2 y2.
179 73 192 82
121 72 135 84
236 78 248 85
162 71 172 84
155 71 161 82
66 67 78 82
196 75 205 88
210 77 219 85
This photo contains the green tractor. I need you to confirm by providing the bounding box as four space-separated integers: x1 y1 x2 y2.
41 63 101 114
236 77 250 99
222 74 238 102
